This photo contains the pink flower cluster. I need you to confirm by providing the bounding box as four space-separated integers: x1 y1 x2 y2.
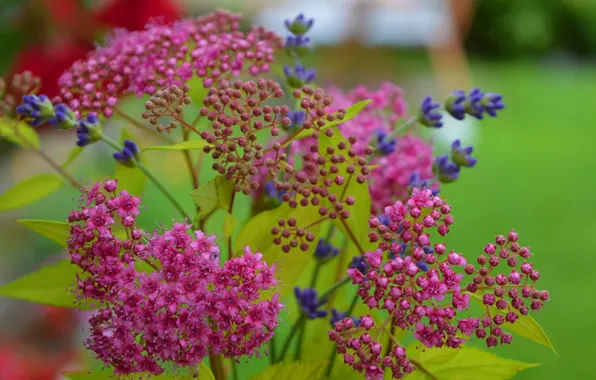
326 83 435 213
55 10 282 117
326 82 407 154
329 316 414 379
67 180 282 375
334 188 549 378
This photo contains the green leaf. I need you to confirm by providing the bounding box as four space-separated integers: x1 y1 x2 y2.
235 203 322 297
197 362 215 380
0 259 88 309
142 139 208 152
190 176 234 216
187 77 209 106
223 213 238 237
470 293 556 353
250 361 326 380
405 345 539 379
62 146 83 168
0 117 40 148
289 99 372 142
0 174 63 211
114 128 147 196
17 219 70 247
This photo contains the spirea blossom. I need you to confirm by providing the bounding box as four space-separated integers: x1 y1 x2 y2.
67 180 283 375
334 187 549 367
55 10 282 117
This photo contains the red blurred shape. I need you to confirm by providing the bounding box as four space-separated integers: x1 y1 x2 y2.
95 0 182 30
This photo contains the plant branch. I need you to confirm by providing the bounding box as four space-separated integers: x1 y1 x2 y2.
410 358 438 380
339 218 365 255
113 107 172 143
227 189 236 260
209 353 226 380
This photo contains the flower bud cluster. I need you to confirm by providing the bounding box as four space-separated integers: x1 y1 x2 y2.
0 71 41 117
67 180 283 374
142 84 191 132
329 316 414 379
55 10 282 118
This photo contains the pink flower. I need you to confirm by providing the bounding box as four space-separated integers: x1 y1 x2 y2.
112 190 141 218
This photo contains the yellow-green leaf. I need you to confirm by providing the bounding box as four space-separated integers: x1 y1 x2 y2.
142 139 208 152
17 219 70 247
114 128 147 196
187 77 209 106
223 213 238 237
250 361 326 380
0 259 89 309
0 117 40 148
197 362 215 380
0 174 63 211
235 203 322 297
470 293 556 353
406 345 538 379
190 176 234 216
62 146 83 168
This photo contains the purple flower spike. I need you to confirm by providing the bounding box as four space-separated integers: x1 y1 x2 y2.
284 64 316 88
445 88 504 120
375 130 397 155
330 308 361 327
113 139 140 168
314 239 339 262
17 94 77 130
75 114 102 147
294 287 328 319
419 96 444 128
433 154 460 183
451 139 477 168
285 13 314 36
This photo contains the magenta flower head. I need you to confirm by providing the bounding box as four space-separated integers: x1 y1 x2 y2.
76 114 102 147
285 13 314 36
68 180 283 375
419 96 443 128
451 139 477 167
284 64 316 88
433 155 460 183
113 140 140 167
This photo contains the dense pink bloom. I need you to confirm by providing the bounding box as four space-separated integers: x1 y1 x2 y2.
326 82 407 154
55 10 282 117
67 180 282 374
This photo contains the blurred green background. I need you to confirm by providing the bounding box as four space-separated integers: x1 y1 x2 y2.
1 0 595 379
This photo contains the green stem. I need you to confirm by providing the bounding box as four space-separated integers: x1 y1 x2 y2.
387 116 419 140
294 321 306 360
319 276 351 301
231 360 239 380
277 315 305 363
269 334 277 364
209 353 226 380
101 135 193 222
325 293 359 377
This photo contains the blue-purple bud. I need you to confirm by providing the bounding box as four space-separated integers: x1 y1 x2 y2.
450 139 477 168
284 13 314 36
330 308 361 327
445 88 504 120
374 130 397 155
294 287 328 319
16 94 59 127
433 154 460 183
47 104 78 130
349 255 369 274
287 110 306 129
286 35 312 58
113 139 140 168
283 64 316 88
314 239 339 262
419 96 443 128
75 114 103 147
408 173 439 196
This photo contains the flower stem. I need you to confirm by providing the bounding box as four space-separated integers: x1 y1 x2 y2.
100 134 193 222
387 116 419 140
227 189 236 260
325 293 359 377
269 334 277 364
209 353 226 380
410 358 438 380
277 314 305 363
231 359 239 380
339 218 365 255
113 107 172 144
